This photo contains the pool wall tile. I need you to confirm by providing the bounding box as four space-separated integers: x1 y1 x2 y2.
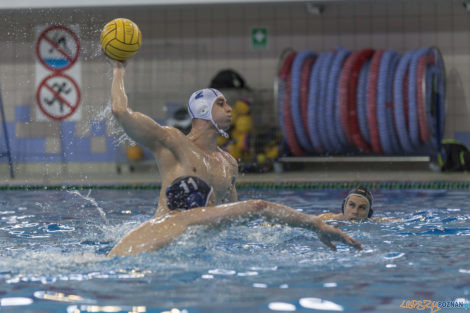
90 120 107 137
0 119 118 163
91 137 107 154
15 106 31 122
45 137 61 154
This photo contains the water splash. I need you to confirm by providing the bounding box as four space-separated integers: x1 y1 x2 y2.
67 190 108 225
98 99 134 148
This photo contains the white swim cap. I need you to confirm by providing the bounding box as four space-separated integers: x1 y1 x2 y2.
188 88 229 138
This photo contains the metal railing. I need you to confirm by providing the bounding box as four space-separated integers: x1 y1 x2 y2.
0 87 14 178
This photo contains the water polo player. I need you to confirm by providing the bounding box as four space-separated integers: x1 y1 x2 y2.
110 60 238 218
319 186 374 221
109 176 362 256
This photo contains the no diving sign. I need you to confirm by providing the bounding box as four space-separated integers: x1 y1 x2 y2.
35 24 81 121
36 25 80 72
36 73 81 121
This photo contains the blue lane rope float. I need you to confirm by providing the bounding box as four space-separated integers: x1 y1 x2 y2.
408 47 430 148
386 53 402 154
282 53 305 156
290 50 317 152
277 46 445 157
338 51 357 147
326 47 351 152
318 51 336 153
377 50 399 154
300 58 316 145
275 49 295 141
427 61 434 135
368 50 384 154
334 52 352 151
307 52 329 152
357 59 371 145
278 76 287 144
416 53 432 143
275 49 294 137
393 50 416 153
333 51 353 151
434 67 443 153
431 47 446 152
424 56 445 153
347 49 374 152
279 52 302 155
423 60 436 155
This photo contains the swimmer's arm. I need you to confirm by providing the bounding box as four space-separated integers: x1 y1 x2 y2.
250 200 361 250
110 61 176 150
184 200 361 251
108 215 188 257
185 200 324 229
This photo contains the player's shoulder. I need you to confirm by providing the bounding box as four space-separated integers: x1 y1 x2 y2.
162 126 192 142
319 213 345 220
219 147 238 166
163 125 185 135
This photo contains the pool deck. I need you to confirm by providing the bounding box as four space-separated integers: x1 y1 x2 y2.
1 161 469 187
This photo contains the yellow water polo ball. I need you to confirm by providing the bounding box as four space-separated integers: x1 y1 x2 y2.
100 18 142 61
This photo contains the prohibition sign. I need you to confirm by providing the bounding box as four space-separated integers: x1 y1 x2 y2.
36 73 81 121
36 25 80 72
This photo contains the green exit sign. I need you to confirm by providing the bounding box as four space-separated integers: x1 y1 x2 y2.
251 27 268 50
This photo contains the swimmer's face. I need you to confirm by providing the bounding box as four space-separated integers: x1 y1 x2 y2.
343 195 370 220
211 96 232 130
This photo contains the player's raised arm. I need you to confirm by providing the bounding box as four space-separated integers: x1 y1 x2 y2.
110 61 178 150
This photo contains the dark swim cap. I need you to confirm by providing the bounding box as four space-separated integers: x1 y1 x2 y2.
165 176 213 211
342 186 374 218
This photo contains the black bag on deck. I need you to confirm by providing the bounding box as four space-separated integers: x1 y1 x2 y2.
209 69 249 90
438 139 470 171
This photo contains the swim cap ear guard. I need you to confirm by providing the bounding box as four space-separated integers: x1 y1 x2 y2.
188 88 229 138
166 176 213 211
341 186 374 218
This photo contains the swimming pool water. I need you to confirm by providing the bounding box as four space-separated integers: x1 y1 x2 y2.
0 188 469 312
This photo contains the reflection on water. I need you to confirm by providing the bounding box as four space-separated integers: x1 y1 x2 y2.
268 302 296 311
299 298 344 311
0 189 469 312
67 304 148 313
0 297 34 307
